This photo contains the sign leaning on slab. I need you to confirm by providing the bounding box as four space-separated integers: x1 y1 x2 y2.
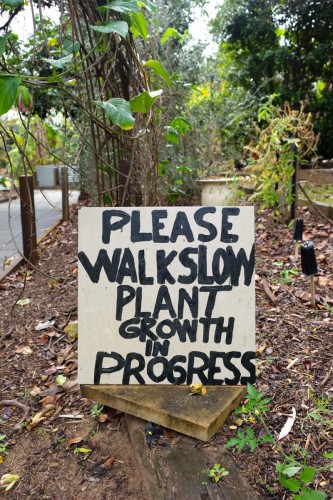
78 206 255 386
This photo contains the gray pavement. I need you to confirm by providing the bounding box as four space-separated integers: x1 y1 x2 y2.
0 188 79 269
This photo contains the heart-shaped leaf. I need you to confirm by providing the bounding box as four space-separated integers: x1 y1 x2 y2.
0 74 21 116
42 54 73 69
161 28 184 45
90 21 128 38
144 60 172 85
99 0 139 13
1 0 24 8
130 11 148 40
94 98 135 130
130 89 162 113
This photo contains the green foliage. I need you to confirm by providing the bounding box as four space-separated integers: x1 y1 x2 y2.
145 60 172 86
94 98 135 130
130 10 149 39
0 74 21 117
206 463 229 483
306 392 333 428
245 101 318 217
0 435 8 457
234 382 271 418
158 161 195 204
226 385 333 499
210 0 333 158
90 404 104 419
279 268 299 285
276 458 328 499
161 28 184 45
225 426 272 452
165 117 192 144
98 0 139 14
1 0 24 8
41 54 74 69
90 20 129 38
129 89 163 113
0 33 11 58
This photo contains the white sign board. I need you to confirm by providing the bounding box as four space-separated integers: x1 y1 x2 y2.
78 206 255 385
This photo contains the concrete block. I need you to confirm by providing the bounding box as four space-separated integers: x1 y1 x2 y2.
81 384 246 441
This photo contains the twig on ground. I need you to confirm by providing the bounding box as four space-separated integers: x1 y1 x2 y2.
0 326 14 341
320 367 332 387
260 278 278 305
0 399 30 430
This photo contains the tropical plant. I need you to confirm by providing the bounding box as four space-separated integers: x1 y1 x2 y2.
210 0 333 158
0 0 187 206
244 100 319 218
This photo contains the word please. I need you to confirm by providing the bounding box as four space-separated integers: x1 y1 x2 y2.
102 207 241 244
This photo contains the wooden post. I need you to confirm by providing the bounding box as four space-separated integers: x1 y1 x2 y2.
310 275 316 309
19 174 37 264
294 241 299 262
61 166 69 221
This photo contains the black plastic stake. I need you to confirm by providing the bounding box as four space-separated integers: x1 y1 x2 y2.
300 241 318 308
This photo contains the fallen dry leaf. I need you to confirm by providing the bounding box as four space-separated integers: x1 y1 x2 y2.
64 359 78 374
16 298 30 306
39 395 57 407
189 383 206 396
256 343 267 355
67 436 84 448
26 411 47 431
63 378 80 393
0 474 20 493
317 253 327 264
36 334 49 346
30 385 41 397
278 407 296 441
96 413 108 423
35 320 55 331
45 365 65 376
48 278 61 289
15 345 33 355
64 321 78 341
101 457 116 469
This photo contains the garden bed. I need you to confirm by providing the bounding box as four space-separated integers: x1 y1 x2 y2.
0 201 332 498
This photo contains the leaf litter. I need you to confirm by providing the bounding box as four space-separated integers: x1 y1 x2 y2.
0 202 332 498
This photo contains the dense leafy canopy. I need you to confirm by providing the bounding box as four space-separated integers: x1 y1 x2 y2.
211 0 333 157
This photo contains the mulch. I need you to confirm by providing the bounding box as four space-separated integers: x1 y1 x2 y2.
0 200 332 499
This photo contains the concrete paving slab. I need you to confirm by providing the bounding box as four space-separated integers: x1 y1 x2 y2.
81 385 246 441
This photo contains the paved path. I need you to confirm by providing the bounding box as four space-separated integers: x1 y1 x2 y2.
0 189 79 267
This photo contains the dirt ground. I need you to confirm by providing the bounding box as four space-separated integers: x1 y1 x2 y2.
0 199 332 499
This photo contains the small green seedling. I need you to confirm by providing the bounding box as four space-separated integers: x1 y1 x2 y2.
73 447 92 461
90 403 104 419
0 435 8 457
207 463 229 483
279 267 299 284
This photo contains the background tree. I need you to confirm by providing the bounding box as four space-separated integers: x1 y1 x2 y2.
210 0 333 158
